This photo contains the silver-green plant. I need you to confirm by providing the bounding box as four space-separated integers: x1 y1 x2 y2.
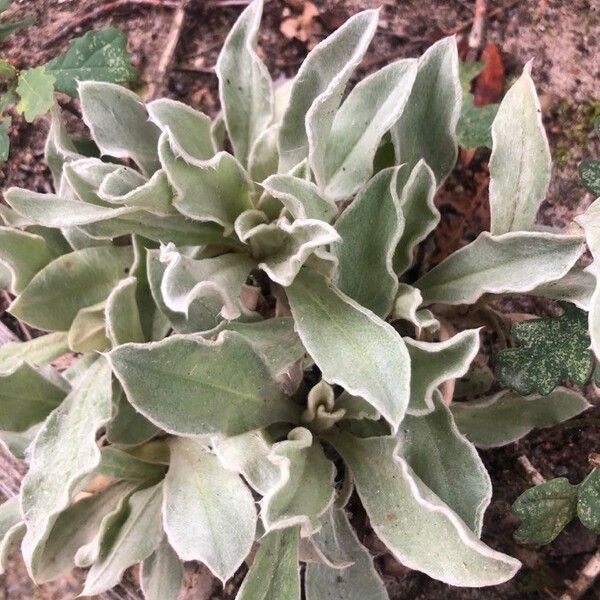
0 1 593 596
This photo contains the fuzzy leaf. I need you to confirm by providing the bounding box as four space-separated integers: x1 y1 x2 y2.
20 357 113 576
489 63 551 234
249 124 279 182
16 67 55 122
68 301 110 353
0 118 10 163
109 331 299 436
45 28 136 97
513 479 578 545
261 427 335 535
391 37 461 184
496 305 593 395
400 395 491 535
326 431 521 586
334 167 404 318
577 469 600 533
0 497 25 575
415 231 583 305
79 81 160 175
451 387 590 448
163 438 256 582
0 332 68 374
528 267 595 311
216 0 273 166
391 283 439 334
323 59 417 199
278 10 378 173
141 538 184 600
404 329 480 415
580 159 600 197
106 387 159 447
286 268 410 431
97 447 166 481
9 245 133 331
235 528 300 600
105 277 145 346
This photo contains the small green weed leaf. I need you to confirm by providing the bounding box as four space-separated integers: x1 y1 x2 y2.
416 231 583 305
261 427 335 536
0 59 15 80
141 538 184 600
400 395 491 535
163 438 256 582
45 28 135 97
513 478 578 545
326 431 521 586
0 118 10 163
489 62 551 234
451 387 589 448
577 468 600 533
16 67 55 122
456 94 498 149
286 269 411 431
496 304 593 395
580 158 600 197
0 332 68 374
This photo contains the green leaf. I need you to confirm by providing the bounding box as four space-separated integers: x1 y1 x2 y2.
9 245 133 331
451 387 589 448
16 67 56 122
528 266 595 311
79 81 160 175
0 117 10 163
45 28 136 97
334 167 404 318
577 469 600 533
106 386 159 447
325 430 521 586
216 0 273 166
97 447 166 481
323 58 417 199
141 538 184 600
261 427 335 535
163 438 257 582
235 527 300 600
286 268 411 431
496 304 593 395
305 507 389 600
0 12 35 42
489 62 551 234
391 283 439 334
278 10 378 173
0 332 68 374
513 478 578 545
20 357 113 576
82 483 164 596
0 425 39 459
249 124 279 182
68 301 110 353
456 93 498 149
105 277 144 346
404 329 480 415
109 331 299 436
400 395 491 535
391 37 461 184
415 231 584 306
580 158 600 197
0 497 25 576
0 59 15 80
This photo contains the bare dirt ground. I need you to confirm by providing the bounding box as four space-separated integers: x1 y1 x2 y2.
0 0 599 598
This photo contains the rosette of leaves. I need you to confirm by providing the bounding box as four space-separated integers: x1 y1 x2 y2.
0 1 592 597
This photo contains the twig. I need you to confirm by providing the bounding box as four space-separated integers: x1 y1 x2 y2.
42 0 180 48
517 455 546 486
449 0 521 34
145 0 190 100
560 552 600 600
205 0 252 6
467 0 487 61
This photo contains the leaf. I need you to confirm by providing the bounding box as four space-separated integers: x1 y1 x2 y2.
216 0 273 166
489 62 551 234
456 93 498 149
141 538 184 600
82 483 164 595
400 395 491 535
527 266 595 311
163 438 256 582
323 59 417 199
496 305 593 395
105 277 145 346
415 231 584 306
286 269 410 431
0 331 68 374
97 447 166 481
9 245 133 331
0 362 68 432
20 357 113 576
0 117 10 163
334 167 404 318
106 386 159 447
391 283 439 334
577 469 600 533
513 478 578 545
325 431 521 586
278 9 378 173
15 67 56 122
580 159 600 197
261 427 335 535
45 28 136 97
235 527 300 600
451 387 590 448
0 425 39 459
79 81 160 175
404 329 480 415
0 12 35 41
391 37 461 184
109 331 299 436
68 301 110 353
304 507 389 600
249 124 279 182
44 105 81 187
0 497 25 575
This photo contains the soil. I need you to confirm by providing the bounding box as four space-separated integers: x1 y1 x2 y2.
0 0 599 598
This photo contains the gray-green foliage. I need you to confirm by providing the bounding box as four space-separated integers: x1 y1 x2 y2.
0 0 593 596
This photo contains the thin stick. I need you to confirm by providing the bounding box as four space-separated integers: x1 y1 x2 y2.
560 552 600 600
449 0 520 34
467 0 487 61
517 455 546 486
